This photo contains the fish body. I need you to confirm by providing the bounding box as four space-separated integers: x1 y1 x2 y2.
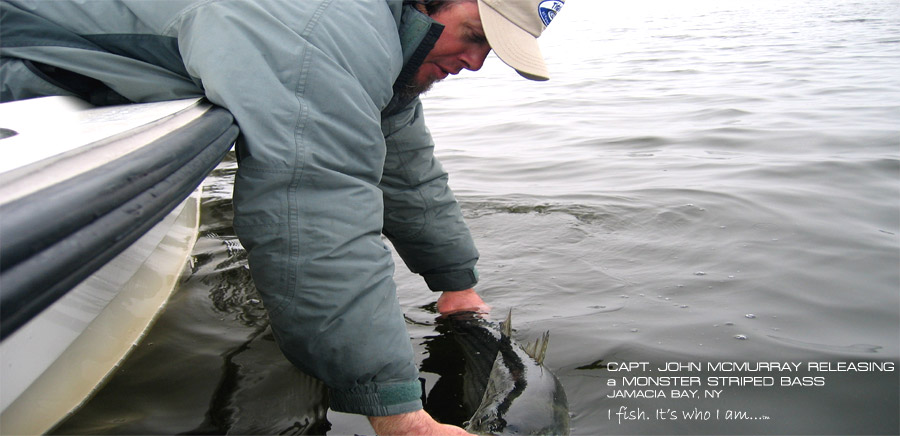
422 311 569 435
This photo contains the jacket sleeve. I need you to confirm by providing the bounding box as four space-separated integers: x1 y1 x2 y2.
175 0 422 416
380 100 480 292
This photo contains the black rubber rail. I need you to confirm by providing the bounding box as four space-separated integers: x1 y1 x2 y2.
0 106 239 340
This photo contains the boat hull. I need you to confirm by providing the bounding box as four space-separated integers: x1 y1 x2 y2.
0 96 239 434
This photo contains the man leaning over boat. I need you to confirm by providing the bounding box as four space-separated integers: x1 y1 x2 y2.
0 0 564 433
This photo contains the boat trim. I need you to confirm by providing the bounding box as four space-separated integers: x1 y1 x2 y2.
0 104 239 339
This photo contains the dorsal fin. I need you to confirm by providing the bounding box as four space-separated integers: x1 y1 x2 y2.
523 331 550 365
500 308 513 338
502 309 551 364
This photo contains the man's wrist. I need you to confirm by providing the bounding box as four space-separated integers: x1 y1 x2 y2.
436 288 490 315
368 409 473 436
368 410 430 435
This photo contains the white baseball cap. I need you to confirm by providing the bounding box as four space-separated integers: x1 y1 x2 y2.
477 0 565 81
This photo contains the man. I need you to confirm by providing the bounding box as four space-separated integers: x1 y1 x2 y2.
0 0 563 434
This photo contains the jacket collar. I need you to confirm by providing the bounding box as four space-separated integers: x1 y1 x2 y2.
382 3 444 117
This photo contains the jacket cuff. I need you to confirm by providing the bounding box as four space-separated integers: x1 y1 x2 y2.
328 380 423 417
424 267 478 292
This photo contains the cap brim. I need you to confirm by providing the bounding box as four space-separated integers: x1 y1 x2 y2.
478 0 550 81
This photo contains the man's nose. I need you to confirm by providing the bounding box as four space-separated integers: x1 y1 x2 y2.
462 45 491 71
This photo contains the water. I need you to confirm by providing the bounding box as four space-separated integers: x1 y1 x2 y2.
54 0 899 434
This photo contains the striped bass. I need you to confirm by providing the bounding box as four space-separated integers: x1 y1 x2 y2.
422 310 570 435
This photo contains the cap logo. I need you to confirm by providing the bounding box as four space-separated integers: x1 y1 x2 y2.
538 0 564 27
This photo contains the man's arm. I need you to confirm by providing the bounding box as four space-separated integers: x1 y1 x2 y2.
177 0 429 420
380 100 482 296
377 98 489 434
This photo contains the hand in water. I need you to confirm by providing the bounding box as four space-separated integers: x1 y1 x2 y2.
369 409 474 435
436 288 490 316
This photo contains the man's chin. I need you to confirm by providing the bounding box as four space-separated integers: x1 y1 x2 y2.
400 75 443 100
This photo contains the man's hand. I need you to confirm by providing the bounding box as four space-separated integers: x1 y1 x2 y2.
368 290 488 435
368 409 474 436
436 288 490 315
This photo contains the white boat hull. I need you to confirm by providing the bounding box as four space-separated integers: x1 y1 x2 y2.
0 189 200 435
0 96 238 434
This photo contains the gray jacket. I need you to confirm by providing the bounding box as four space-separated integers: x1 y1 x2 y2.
1 0 479 416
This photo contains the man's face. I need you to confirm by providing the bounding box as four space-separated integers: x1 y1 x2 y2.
411 1 492 96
